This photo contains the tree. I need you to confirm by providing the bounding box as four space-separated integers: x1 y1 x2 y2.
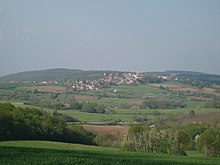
81 103 96 113
197 127 220 157
170 130 190 155
125 125 170 153
189 110 195 118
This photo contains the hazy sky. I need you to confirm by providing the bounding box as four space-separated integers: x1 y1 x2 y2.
0 0 220 76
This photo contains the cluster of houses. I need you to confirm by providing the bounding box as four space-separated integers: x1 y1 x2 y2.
71 80 100 91
101 72 145 85
69 72 149 91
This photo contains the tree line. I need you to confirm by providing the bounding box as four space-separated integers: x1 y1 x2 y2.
125 124 220 157
0 103 94 144
140 99 186 109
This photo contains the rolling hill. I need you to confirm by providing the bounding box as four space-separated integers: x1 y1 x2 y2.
0 68 220 85
0 68 118 82
164 70 220 84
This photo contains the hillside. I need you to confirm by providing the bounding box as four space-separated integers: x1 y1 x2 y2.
164 70 220 85
1 68 219 85
0 68 117 82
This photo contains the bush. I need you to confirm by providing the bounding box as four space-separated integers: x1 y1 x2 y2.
196 127 220 157
52 111 80 122
80 102 105 113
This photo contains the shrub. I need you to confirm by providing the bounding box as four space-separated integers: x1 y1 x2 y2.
196 127 220 157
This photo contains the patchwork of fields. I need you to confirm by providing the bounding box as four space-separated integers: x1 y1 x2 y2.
0 80 220 164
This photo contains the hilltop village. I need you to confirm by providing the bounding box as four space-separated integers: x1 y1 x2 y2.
69 72 170 91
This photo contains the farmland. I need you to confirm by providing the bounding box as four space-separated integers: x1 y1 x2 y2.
0 69 220 163
0 141 220 165
0 78 220 125
18 85 66 93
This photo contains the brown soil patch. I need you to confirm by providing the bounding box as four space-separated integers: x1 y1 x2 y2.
82 125 129 135
127 100 142 106
18 86 66 93
202 87 220 97
149 83 186 88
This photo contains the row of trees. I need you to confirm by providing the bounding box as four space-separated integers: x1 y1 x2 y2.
125 124 220 157
205 100 220 108
25 100 106 114
0 103 94 144
179 78 211 89
140 99 186 109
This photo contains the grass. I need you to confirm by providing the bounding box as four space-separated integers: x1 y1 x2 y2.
4 101 220 123
0 141 220 165
0 140 119 152
186 151 204 157
59 109 136 122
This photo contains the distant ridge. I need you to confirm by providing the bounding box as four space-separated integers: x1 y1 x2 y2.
0 68 117 82
0 68 220 84
164 70 220 84
164 70 208 76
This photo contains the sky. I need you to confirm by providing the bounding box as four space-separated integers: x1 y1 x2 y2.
0 0 220 76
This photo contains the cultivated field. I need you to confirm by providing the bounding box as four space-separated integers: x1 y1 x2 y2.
18 85 66 92
0 141 220 165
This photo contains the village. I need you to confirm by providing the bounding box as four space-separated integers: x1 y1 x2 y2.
69 72 170 91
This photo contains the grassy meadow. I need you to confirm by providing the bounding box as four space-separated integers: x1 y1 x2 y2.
0 141 220 165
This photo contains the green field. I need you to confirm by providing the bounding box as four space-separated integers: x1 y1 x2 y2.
0 141 220 165
2 101 219 123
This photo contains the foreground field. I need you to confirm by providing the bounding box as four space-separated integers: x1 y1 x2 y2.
0 141 220 165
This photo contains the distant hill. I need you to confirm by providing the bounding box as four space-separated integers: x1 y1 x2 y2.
0 68 220 85
0 68 117 82
164 70 220 85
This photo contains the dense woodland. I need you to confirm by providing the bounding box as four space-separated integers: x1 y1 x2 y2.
0 103 94 144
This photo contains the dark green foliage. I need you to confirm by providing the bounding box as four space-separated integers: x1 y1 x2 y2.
197 127 220 157
0 102 15 111
178 124 207 150
170 130 190 155
69 102 83 110
189 110 195 118
140 76 166 84
140 99 185 109
52 111 79 122
0 103 94 144
81 102 105 113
